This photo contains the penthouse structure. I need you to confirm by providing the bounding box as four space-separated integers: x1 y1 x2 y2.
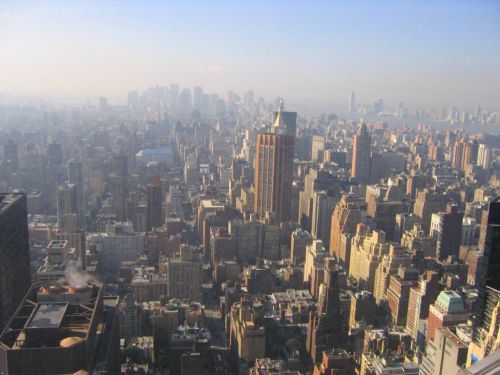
0 281 120 375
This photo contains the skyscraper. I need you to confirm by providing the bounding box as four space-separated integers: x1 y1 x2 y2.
56 182 78 231
469 197 500 362
146 178 163 231
452 139 465 170
477 143 491 170
254 102 295 223
311 191 338 247
329 194 366 269
429 204 464 260
348 91 356 113
351 123 371 184
111 154 129 221
413 189 445 234
307 257 345 363
0 193 31 330
427 291 468 342
478 197 500 293
67 159 86 228
272 102 297 137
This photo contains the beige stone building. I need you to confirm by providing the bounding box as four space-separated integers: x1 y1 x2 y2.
349 229 390 293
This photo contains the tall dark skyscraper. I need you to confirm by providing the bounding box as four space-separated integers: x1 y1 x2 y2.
56 182 78 231
469 197 500 363
0 193 31 330
254 102 295 223
146 178 163 231
351 123 371 184
478 198 500 293
430 204 464 261
67 159 86 228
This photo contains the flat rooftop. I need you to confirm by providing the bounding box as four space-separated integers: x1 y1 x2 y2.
0 193 24 213
27 304 67 329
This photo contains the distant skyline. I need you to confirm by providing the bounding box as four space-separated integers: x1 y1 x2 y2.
1 1 499 111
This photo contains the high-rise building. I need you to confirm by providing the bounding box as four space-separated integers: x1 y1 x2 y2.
478 198 500 291
56 182 78 231
367 195 408 241
304 239 328 286
427 291 469 342
413 189 445 234
401 223 437 258
329 194 366 270
351 123 372 184
461 140 479 171
386 266 419 325
430 204 464 260
468 288 500 365
372 243 412 304
469 198 500 364
461 216 477 246
87 222 144 279
394 213 420 244
350 229 391 294
271 103 297 137
349 291 376 328
146 179 163 231
348 91 356 113
0 193 31 330
421 326 469 375
163 244 203 301
210 227 235 267
477 144 491 170
254 103 295 223
299 168 338 230
110 154 129 221
311 191 338 247
184 153 200 186
228 216 264 264
229 298 266 363
67 159 86 228
311 135 325 162
406 271 442 342
165 184 184 220
452 139 465 170
118 294 141 340
290 228 313 264
307 257 346 363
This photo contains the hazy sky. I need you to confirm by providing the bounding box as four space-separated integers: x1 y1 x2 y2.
1 0 499 110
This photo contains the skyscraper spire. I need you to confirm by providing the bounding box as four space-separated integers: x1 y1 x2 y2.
351 123 372 184
273 99 286 130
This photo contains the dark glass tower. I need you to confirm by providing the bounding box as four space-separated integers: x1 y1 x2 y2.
0 193 31 330
473 197 500 343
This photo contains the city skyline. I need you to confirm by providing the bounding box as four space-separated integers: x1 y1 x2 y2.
1 1 499 110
